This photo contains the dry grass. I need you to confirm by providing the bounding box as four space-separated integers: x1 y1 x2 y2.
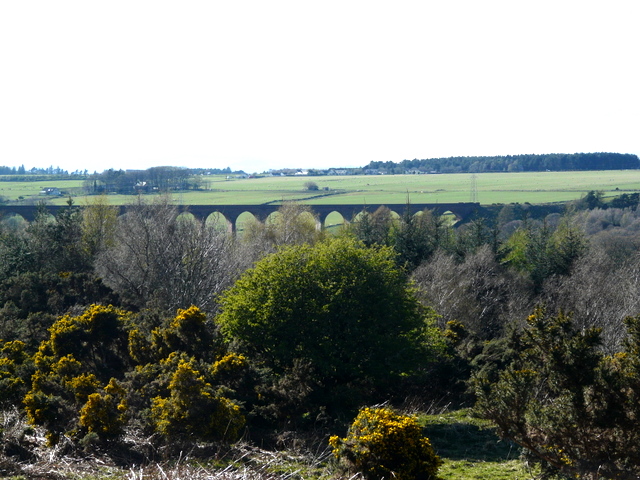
1 406 534 479
0 409 341 480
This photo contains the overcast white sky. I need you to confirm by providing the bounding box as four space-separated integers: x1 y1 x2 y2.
1 1 638 173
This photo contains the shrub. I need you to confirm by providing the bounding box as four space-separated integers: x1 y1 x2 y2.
217 237 444 417
23 304 132 444
473 308 640 479
78 378 128 440
150 355 245 443
329 407 442 480
0 340 32 407
123 307 253 446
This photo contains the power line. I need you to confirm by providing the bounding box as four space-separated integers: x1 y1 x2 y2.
470 174 478 203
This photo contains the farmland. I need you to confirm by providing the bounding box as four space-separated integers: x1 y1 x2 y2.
2 169 640 206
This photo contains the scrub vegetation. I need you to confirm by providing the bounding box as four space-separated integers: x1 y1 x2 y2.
2 186 640 478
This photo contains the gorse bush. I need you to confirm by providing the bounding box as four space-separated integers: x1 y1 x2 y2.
22 304 249 447
79 378 128 439
24 304 131 445
0 340 32 407
329 407 442 480
150 354 245 443
474 308 640 479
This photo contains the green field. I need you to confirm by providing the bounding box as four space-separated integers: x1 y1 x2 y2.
2 170 640 206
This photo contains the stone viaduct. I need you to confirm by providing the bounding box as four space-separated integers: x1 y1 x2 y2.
0 202 485 232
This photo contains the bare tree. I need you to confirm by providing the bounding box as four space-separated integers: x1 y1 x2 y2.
540 247 640 351
412 246 532 339
96 196 248 313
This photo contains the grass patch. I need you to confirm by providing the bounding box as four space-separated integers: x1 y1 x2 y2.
420 409 536 480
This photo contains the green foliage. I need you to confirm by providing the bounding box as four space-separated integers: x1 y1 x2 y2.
79 378 128 440
366 152 640 174
473 307 640 479
81 194 118 256
579 190 606 210
392 207 450 269
0 340 32 407
349 206 395 248
23 304 132 443
126 307 250 444
329 407 442 480
0 271 118 348
25 202 92 274
349 206 453 269
217 237 444 416
150 355 245 443
500 216 587 289
149 305 220 362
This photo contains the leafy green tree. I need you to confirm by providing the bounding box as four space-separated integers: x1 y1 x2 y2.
217 237 443 415
390 207 453 269
474 307 640 479
26 199 91 274
350 206 395 247
547 217 588 277
392 207 434 269
580 190 605 210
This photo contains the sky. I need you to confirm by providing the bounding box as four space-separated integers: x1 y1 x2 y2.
1 1 638 174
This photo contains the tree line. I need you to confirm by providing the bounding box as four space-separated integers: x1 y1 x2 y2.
0 165 75 176
2 192 640 477
366 152 640 174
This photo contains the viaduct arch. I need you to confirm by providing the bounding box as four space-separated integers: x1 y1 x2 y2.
0 203 485 231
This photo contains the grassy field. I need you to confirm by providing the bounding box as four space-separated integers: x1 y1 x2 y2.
2 170 640 206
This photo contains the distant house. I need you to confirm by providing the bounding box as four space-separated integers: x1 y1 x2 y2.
134 181 150 193
39 187 62 196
